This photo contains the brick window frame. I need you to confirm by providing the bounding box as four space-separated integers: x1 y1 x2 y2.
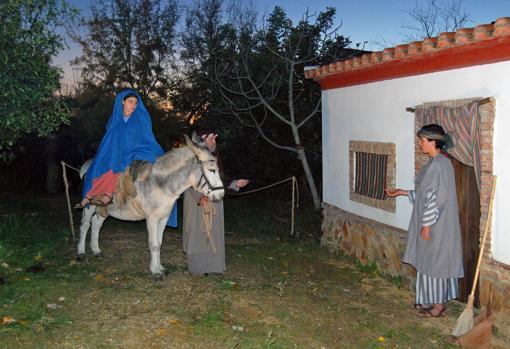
349 141 396 212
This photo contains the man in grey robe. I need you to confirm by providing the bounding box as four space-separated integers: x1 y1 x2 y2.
183 133 249 275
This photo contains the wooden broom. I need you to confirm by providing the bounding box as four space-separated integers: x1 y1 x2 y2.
452 175 497 337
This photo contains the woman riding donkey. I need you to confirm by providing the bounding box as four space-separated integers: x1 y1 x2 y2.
76 89 177 226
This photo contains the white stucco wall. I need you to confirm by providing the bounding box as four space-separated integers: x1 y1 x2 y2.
322 59 510 264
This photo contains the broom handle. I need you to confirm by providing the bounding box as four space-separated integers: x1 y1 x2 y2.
468 176 497 304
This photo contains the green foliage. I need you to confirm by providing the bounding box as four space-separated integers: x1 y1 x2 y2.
192 309 230 338
0 213 67 267
71 0 179 100
354 259 379 275
391 275 402 288
0 212 80 335
0 0 76 162
173 0 241 129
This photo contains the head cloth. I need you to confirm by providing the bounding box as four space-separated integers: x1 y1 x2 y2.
417 125 454 150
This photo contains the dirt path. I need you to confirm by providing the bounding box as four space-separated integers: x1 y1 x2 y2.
1 198 459 348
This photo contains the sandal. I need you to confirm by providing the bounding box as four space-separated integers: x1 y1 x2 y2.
416 307 447 318
74 194 112 209
74 197 92 209
94 194 112 206
414 303 432 311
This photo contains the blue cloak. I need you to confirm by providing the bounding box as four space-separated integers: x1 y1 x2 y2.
83 89 177 227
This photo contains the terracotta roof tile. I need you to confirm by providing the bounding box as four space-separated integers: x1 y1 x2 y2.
437 32 455 48
305 17 510 86
473 24 493 40
494 17 510 36
407 41 422 55
370 51 382 63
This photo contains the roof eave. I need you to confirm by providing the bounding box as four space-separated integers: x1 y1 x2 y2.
316 35 510 90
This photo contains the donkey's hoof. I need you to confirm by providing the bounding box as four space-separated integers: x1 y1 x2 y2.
93 252 104 258
153 273 164 282
76 254 87 262
158 268 170 276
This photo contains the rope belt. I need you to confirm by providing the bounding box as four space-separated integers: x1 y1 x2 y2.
201 201 217 253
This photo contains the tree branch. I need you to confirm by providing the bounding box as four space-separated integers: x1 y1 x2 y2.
297 97 321 128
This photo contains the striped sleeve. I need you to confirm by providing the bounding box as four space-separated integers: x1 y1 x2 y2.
422 187 439 227
408 190 416 205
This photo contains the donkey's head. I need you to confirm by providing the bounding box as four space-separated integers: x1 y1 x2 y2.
185 133 225 202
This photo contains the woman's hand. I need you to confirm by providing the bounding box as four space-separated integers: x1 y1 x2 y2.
385 188 407 197
420 226 431 241
198 196 209 206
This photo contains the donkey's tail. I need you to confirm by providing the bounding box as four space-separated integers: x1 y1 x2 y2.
79 159 94 180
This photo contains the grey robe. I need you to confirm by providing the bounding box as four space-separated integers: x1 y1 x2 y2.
183 189 226 275
403 154 464 279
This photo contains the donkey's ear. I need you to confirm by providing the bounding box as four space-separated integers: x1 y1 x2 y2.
184 134 201 155
191 131 201 144
184 134 194 147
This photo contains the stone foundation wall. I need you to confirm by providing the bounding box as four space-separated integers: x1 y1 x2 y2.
321 203 415 287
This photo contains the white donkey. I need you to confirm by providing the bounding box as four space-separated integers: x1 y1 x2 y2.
77 134 224 279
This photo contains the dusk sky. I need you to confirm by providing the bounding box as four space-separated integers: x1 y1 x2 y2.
55 0 509 84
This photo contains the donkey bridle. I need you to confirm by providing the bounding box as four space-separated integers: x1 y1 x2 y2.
198 159 224 194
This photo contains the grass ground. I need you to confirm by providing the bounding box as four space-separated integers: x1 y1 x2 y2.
0 194 460 348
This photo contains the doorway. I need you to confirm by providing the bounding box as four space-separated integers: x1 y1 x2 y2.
451 156 480 305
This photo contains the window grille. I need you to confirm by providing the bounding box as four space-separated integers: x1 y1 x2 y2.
354 152 388 200
349 141 396 212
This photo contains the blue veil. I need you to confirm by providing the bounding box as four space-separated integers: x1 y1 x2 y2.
83 89 177 227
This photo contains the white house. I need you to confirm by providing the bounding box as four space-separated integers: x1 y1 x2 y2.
306 17 510 347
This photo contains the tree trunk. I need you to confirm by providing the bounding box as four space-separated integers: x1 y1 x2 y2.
296 147 321 211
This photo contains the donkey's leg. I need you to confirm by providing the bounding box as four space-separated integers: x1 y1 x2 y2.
147 217 164 277
90 213 107 256
155 216 170 274
77 206 96 260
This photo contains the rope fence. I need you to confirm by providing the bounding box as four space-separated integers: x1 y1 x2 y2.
200 176 300 249
236 176 299 236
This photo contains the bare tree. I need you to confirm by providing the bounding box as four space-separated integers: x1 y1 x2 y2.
401 0 472 41
215 7 349 210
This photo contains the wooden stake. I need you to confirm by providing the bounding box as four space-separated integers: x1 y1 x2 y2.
61 161 76 251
